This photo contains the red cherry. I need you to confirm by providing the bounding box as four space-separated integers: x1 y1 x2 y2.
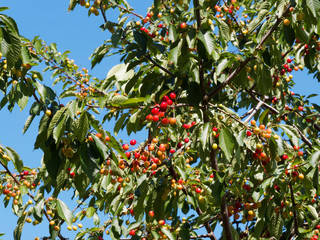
282 154 288 160
153 115 159 122
287 58 292 63
213 127 218 132
162 118 169 125
130 139 137 145
148 210 155 217
140 27 145 31
292 171 298 177
177 142 182 148
180 22 187 29
284 64 289 69
129 229 136 236
274 185 280 192
130 209 135 215
146 114 153 121
158 24 163 28
298 106 303 111
184 138 189 143
134 152 140 159
123 144 130 151
167 99 173 105
151 107 160 115
169 149 175 154
169 92 176 100
246 131 252 137
161 95 169 102
160 102 168 111
125 152 131 158
195 188 201 193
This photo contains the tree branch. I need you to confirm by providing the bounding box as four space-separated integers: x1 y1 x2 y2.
289 184 299 235
207 5 292 100
145 55 176 77
243 101 264 123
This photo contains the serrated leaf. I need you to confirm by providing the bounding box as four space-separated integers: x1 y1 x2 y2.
279 124 299 147
215 18 230 48
161 227 176 240
199 122 211 150
176 165 187 180
76 112 89 142
13 213 27 240
197 30 215 56
23 115 35 134
47 107 66 138
270 212 283 238
68 0 77 12
79 143 100 182
216 58 230 76
257 64 272 95
218 128 234 160
248 9 269 33
307 0 320 18
310 149 320 167
307 205 318 219
5 146 23 172
56 199 73 226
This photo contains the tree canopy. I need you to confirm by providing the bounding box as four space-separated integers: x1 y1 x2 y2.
1 0 320 239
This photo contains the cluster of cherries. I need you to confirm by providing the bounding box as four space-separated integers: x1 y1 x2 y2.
146 93 177 125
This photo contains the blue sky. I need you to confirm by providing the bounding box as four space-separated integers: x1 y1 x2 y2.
0 1 320 239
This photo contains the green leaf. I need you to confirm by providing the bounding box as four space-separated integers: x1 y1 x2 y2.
307 205 318 219
68 0 78 12
216 58 230 76
176 165 187 181
168 24 177 42
199 122 211 150
76 112 89 142
56 199 74 226
270 212 283 238
111 95 128 105
13 213 27 240
295 24 309 43
53 114 67 143
257 64 272 95
161 227 176 240
133 30 147 54
0 26 21 68
79 143 100 182
47 107 66 138
307 0 320 18
218 128 234 160
214 17 230 48
0 14 19 35
5 146 23 172
21 45 32 64
107 63 134 82
279 124 299 147
197 30 215 56
248 9 269 33
310 149 320 167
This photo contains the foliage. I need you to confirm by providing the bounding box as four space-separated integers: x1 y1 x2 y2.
1 0 320 239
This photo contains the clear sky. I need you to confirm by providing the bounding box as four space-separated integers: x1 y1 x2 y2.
0 1 319 240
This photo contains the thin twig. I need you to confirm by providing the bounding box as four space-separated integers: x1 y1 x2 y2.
145 55 176 77
99 2 107 23
289 184 299 235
